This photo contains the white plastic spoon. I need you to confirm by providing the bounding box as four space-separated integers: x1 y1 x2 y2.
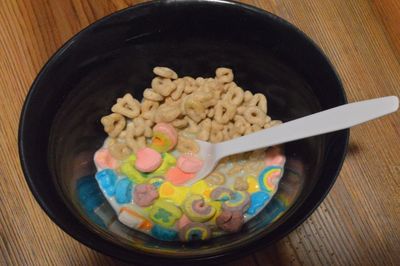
184 96 399 186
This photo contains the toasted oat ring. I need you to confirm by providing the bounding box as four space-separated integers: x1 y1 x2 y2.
143 88 164 102
214 101 236 124
151 77 177 97
248 93 267 113
111 93 141 118
153 67 178 79
109 142 132 160
141 100 159 121
244 106 266 127
176 135 200 154
101 113 126 138
154 103 181 123
215 67 234 83
224 86 244 106
183 97 206 123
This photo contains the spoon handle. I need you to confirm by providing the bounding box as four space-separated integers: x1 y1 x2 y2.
215 96 399 159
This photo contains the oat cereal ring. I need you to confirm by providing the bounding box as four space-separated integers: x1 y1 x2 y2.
214 100 236 124
143 88 164 102
195 77 206 87
244 106 266 127
210 121 224 143
154 103 181 123
248 93 267 113
244 126 253 135
101 113 126 138
183 97 206 123
244 90 253 103
205 172 226 186
223 82 238 93
251 124 262 132
197 118 212 141
125 124 146 152
184 117 200 134
215 67 234 84
269 120 282 127
183 76 196 93
223 123 241 140
151 77 177 97
233 115 249 135
171 79 186 100
111 93 141 119
141 100 159 121
153 67 178 80
207 107 215 118
224 85 244 106
234 176 249 191
177 135 200 154
171 118 188 129
109 142 132 160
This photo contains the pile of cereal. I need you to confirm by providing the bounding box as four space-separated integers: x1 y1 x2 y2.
94 67 285 242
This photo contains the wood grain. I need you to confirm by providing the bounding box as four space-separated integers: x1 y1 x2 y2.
0 0 399 265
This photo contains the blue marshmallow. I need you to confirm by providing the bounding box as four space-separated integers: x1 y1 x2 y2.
115 178 133 204
151 224 178 241
95 169 117 196
247 191 270 215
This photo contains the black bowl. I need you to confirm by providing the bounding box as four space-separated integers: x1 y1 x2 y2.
19 0 348 264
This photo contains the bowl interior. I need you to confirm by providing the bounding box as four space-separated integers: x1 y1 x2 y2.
19 0 348 263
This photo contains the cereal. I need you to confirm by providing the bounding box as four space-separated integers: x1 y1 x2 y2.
153 67 178 80
135 147 162 172
248 93 267 113
176 135 199 153
183 195 216 222
143 88 164 102
177 154 203 173
134 184 159 207
154 103 181 123
94 67 286 243
215 67 234 83
216 210 244 233
152 77 176 97
224 85 244 106
214 100 236 124
141 100 159 121
125 124 146 152
244 106 267 126
111 93 141 118
179 222 211 241
101 113 126 138
109 142 132 160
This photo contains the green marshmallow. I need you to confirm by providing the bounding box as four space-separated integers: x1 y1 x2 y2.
149 200 182 227
120 154 147 184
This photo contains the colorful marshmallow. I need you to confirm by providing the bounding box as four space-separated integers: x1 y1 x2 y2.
216 210 244 233
135 147 162 172
149 200 182 227
210 187 234 202
150 224 178 241
95 169 117 196
179 222 211 241
151 123 178 152
222 191 250 213
118 207 153 231
177 154 204 173
150 152 176 177
258 166 283 192
115 178 133 204
183 195 216 222
158 181 189 205
120 155 147 183
94 148 118 169
247 191 270 215
165 166 195 186
133 184 159 207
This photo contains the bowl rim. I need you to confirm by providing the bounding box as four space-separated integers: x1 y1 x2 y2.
18 0 349 264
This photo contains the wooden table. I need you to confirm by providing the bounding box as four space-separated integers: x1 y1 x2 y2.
1 0 399 265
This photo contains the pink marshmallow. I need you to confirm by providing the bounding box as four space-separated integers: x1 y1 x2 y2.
265 147 286 167
153 123 178 149
135 147 162 173
94 148 118 169
177 215 191 229
177 154 204 173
